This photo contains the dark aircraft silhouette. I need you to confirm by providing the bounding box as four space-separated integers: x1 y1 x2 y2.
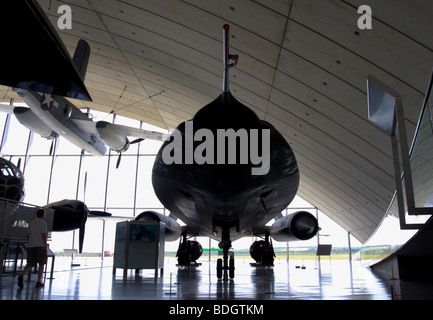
44 199 111 253
152 25 319 278
0 157 25 203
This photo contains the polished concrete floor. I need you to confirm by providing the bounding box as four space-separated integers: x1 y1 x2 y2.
0 256 404 300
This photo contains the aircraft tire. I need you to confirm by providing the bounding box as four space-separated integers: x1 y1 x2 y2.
229 257 235 279
217 258 223 279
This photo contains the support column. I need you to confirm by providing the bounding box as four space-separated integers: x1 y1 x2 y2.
348 231 352 262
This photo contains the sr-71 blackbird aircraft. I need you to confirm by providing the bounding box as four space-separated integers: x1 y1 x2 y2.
0 0 319 279
149 25 319 279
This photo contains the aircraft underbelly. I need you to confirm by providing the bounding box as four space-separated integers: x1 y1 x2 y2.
153 163 298 239
152 93 299 240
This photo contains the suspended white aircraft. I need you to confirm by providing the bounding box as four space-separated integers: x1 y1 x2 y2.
0 39 167 167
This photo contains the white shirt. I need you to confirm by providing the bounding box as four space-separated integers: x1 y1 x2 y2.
27 218 47 248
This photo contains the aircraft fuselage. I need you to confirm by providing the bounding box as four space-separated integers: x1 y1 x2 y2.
15 89 106 156
152 92 299 245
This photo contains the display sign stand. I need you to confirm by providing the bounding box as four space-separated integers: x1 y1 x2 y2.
316 244 332 268
113 221 165 279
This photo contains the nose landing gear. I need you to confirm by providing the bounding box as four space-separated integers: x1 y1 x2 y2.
216 226 235 279
216 251 235 279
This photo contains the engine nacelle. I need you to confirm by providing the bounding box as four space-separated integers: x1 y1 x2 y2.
96 121 129 152
135 211 181 241
14 107 58 139
270 211 319 242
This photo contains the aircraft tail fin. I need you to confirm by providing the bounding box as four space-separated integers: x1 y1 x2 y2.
73 39 91 82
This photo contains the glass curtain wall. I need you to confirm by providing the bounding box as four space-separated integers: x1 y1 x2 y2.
1 107 360 257
0 108 165 254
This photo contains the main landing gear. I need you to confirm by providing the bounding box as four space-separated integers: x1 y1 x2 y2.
176 233 203 266
249 233 275 266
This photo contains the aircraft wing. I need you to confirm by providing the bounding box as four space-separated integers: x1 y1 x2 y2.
0 1 91 101
114 124 169 141
71 119 99 135
72 119 168 142
0 103 14 114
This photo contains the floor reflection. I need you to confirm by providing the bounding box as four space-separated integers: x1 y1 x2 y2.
1 257 394 300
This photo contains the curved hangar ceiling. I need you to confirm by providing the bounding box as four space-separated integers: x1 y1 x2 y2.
2 0 433 243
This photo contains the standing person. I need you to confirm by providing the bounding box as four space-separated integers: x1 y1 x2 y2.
18 208 47 288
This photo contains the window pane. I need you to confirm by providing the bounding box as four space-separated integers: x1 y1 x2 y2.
106 154 137 214
79 155 108 209
22 156 52 204
49 156 80 202
136 155 163 210
1 116 29 155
